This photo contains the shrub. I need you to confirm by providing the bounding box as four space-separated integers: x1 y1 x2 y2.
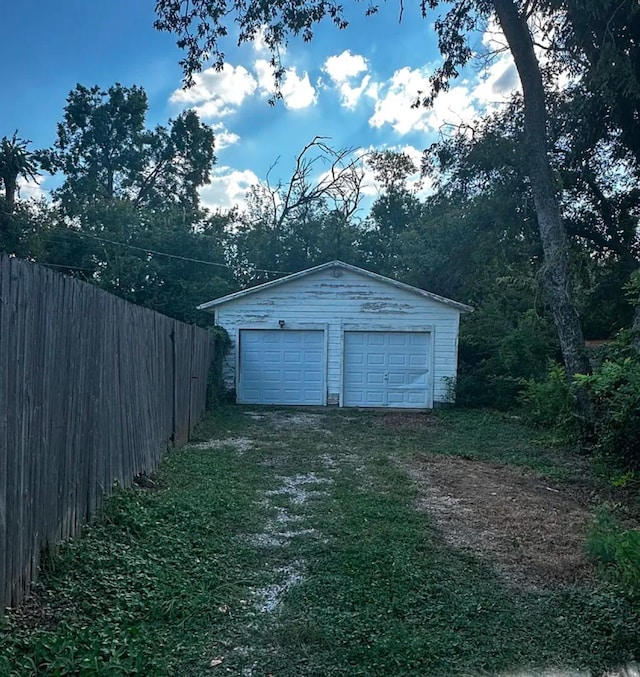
520 337 640 467
457 308 559 410
519 362 582 439
575 349 640 467
586 507 640 598
207 325 232 407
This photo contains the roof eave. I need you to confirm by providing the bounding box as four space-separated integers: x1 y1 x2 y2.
196 260 474 313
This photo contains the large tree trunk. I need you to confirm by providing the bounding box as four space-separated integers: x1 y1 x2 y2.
4 175 16 214
492 0 591 378
4 176 18 214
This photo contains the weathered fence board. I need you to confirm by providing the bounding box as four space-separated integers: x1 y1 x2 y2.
0 256 214 614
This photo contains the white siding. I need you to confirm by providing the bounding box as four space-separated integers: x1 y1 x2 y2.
214 267 462 406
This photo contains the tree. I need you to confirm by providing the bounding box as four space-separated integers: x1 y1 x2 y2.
41 84 216 215
0 133 39 215
547 0 640 169
226 138 366 284
544 0 640 344
36 82 234 322
0 133 41 254
362 151 424 276
154 0 593 381
257 136 364 232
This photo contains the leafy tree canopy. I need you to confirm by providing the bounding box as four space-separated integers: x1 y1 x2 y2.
41 83 216 216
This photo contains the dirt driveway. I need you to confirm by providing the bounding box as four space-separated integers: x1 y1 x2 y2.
235 409 596 592
195 408 637 676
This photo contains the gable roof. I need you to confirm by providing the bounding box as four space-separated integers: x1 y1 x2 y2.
197 260 474 313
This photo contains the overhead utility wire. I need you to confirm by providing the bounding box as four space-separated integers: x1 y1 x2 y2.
48 229 293 276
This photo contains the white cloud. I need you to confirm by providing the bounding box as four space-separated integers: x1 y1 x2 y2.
252 26 269 53
200 167 260 210
209 122 240 150
323 51 372 109
170 64 257 118
215 130 240 150
254 59 317 109
368 66 434 135
367 41 519 137
254 58 274 93
251 25 287 55
491 63 519 95
481 16 509 53
281 70 317 109
17 175 48 201
340 75 373 110
324 50 368 83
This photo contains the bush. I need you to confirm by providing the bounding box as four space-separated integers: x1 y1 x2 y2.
520 337 640 467
575 348 640 467
455 367 523 409
207 325 232 407
519 362 582 440
457 307 559 409
586 507 640 598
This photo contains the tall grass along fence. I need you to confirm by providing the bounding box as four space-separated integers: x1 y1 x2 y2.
0 256 215 614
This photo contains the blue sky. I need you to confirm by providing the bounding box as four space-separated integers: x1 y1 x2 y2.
2 1 518 211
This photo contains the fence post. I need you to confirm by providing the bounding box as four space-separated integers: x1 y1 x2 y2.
170 321 177 447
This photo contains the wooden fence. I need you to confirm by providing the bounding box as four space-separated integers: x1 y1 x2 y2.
0 256 215 613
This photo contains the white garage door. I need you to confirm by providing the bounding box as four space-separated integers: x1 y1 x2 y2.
238 329 325 405
343 331 432 408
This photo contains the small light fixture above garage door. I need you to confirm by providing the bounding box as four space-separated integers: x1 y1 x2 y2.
278 319 285 328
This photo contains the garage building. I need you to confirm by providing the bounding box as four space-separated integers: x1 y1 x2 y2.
198 260 473 408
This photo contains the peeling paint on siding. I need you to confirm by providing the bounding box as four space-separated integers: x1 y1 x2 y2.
360 302 413 313
240 314 269 322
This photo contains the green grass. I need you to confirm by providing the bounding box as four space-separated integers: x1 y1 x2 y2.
1 407 638 675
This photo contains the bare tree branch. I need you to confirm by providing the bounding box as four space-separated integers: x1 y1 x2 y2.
260 137 364 230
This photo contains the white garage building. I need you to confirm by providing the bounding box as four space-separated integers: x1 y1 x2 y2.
198 260 473 408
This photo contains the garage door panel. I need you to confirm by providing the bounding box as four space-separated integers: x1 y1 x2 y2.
362 372 382 386
345 371 364 385
239 329 324 405
408 392 429 404
262 369 283 381
344 331 431 409
366 354 385 367
388 334 408 346
387 372 405 386
364 391 385 405
388 392 428 406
